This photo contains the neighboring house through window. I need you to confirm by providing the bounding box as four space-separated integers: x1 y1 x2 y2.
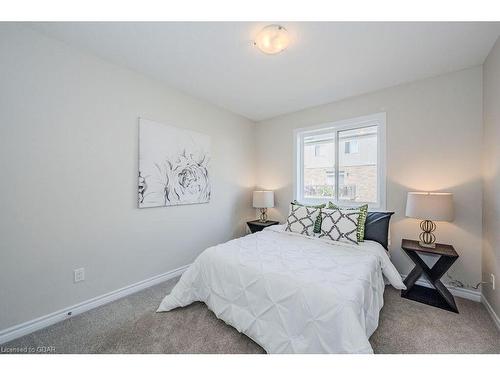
294 113 386 209
345 140 359 154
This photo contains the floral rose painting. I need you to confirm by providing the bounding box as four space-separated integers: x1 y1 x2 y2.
138 118 210 208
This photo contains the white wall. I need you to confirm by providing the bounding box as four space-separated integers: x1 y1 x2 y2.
256 67 484 287
0 25 256 331
482 37 500 317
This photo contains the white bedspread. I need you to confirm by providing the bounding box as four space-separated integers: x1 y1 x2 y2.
157 225 405 353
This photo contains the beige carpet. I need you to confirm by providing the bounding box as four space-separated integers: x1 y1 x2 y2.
3 277 499 354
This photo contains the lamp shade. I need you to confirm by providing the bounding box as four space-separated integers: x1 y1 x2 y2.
405 192 454 222
253 191 274 208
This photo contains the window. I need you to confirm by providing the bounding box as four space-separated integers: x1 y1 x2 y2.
314 144 321 156
344 140 359 154
294 113 386 208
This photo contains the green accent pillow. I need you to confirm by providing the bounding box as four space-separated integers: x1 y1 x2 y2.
291 200 326 233
328 202 368 242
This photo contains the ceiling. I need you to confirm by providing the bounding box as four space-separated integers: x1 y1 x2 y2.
30 22 500 121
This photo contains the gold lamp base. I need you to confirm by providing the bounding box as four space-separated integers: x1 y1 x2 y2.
419 219 437 248
258 208 268 222
418 241 436 249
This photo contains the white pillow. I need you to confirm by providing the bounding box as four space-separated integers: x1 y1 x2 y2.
284 204 320 237
319 208 360 245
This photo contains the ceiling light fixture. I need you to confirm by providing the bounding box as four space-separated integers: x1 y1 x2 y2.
254 25 289 55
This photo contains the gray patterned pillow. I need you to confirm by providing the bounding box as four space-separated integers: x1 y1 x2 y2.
291 200 326 233
328 202 368 242
319 208 360 245
285 204 320 237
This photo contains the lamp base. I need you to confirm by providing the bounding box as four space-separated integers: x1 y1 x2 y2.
418 241 436 249
258 208 268 223
419 219 437 248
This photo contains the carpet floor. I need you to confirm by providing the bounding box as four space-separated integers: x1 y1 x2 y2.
3 277 500 354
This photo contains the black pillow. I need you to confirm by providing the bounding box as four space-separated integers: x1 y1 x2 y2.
364 212 394 250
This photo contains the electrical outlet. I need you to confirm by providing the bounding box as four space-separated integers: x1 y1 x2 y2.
74 268 85 283
491 273 496 290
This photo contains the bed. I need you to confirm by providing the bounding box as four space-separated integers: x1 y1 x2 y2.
157 224 406 353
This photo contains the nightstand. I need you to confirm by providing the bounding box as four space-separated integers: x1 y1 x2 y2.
401 239 459 313
247 220 279 234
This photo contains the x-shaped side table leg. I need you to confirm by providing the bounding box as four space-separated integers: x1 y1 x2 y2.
401 248 459 313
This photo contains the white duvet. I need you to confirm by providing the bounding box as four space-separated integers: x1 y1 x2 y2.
157 225 406 354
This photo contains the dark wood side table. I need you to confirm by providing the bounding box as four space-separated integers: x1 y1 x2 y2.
247 220 279 233
401 239 459 313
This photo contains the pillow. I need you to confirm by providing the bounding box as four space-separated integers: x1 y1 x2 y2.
328 202 368 242
364 212 394 250
285 204 321 237
319 208 360 245
291 200 326 233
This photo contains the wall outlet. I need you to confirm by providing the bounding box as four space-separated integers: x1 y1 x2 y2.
74 268 85 283
491 273 496 290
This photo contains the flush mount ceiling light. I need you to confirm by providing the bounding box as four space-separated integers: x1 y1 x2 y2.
254 25 289 55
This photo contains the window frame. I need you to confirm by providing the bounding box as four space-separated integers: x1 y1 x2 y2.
293 112 386 209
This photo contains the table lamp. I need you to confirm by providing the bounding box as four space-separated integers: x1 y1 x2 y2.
405 192 454 248
253 191 274 222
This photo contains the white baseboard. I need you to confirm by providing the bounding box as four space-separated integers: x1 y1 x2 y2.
481 294 500 332
0 264 190 345
399 274 481 302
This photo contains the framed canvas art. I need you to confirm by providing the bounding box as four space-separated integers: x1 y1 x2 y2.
138 118 211 208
